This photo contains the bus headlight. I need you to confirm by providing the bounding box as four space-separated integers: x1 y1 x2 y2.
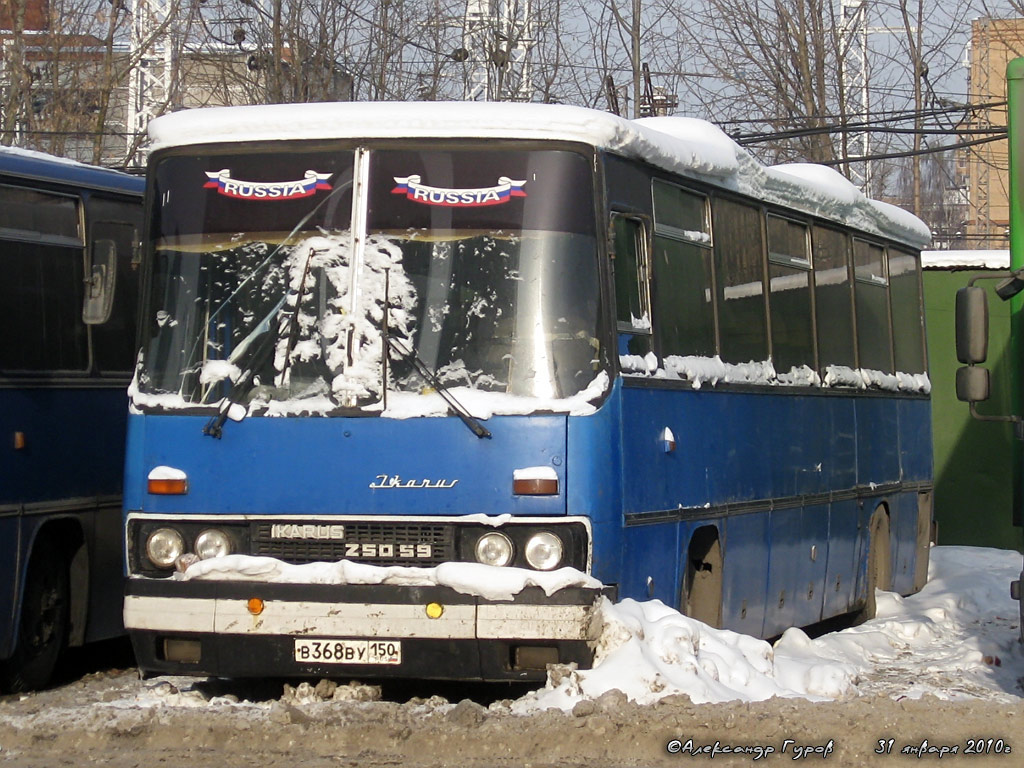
475 532 514 567
195 529 232 560
525 531 563 570
146 528 185 569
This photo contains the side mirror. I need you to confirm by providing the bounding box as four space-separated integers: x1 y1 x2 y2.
83 238 117 325
955 286 989 364
956 365 990 403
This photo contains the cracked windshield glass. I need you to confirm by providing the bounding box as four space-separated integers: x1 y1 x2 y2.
138 145 602 414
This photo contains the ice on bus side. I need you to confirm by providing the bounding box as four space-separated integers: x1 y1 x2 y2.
618 354 931 394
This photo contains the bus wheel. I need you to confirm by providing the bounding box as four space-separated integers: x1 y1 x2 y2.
0 538 69 692
683 529 723 628
857 508 891 623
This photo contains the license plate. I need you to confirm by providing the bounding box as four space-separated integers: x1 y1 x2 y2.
293 638 402 665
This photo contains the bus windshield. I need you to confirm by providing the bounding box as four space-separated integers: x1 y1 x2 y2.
138 146 603 414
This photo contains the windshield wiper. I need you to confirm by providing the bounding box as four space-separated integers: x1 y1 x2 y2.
386 336 492 440
202 328 278 438
379 268 490 440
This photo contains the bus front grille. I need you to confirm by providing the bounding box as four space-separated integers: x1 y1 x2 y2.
250 521 455 567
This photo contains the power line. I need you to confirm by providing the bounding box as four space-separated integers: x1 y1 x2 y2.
735 124 1005 146
716 101 1005 129
815 133 1006 166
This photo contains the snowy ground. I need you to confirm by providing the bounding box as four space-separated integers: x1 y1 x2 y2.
1 546 1022 767
517 545 1024 710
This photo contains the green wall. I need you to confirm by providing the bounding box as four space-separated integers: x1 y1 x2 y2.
924 269 1023 551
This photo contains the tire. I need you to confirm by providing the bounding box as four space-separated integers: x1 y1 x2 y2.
0 538 70 693
856 509 891 624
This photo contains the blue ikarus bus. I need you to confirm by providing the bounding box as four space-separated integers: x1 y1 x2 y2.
1 148 143 691
123 103 932 681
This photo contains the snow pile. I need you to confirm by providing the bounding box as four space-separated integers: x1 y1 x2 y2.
774 546 1024 703
179 555 602 602
514 598 854 713
516 546 1024 711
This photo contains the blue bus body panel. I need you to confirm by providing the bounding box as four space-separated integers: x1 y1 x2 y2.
822 498 862 618
0 386 128 655
125 412 568 517
719 513 771 636
898 397 933 483
855 398 901 485
1 387 128 504
561 379 929 635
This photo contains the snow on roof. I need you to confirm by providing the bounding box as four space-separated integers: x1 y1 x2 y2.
0 144 88 167
148 102 929 248
921 249 1010 270
0 145 144 193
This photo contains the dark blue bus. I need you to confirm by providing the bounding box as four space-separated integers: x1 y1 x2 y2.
123 103 932 681
0 148 143 691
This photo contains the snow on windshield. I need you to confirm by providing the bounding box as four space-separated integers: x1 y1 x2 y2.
264 233 418 408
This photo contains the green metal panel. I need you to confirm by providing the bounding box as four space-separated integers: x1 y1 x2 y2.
1008 58 1024 529
924 269 1023 551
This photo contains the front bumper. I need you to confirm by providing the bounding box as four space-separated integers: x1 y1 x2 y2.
125 578 611 681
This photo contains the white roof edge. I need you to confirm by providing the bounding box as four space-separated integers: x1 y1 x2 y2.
148 101 929 248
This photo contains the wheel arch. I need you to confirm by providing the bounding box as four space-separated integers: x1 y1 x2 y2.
681 524 723 628
17 517 87 648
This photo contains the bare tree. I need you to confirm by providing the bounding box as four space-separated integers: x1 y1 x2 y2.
676 0 848 164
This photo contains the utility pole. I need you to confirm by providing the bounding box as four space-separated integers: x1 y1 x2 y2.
840 0 870 193
631 0 640 118
127 0 176 168
839 0 907 198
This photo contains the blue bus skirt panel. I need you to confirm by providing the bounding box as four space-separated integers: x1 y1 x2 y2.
0 517 19 658
124 412 570 518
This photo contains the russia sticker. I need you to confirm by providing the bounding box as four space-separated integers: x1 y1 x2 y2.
391 175 527 207
204 169 333 200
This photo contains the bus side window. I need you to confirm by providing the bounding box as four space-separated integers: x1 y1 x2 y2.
713 197 766 365
611 214 651 357
89 220 141 375
853 239 893 373
0 186 87 373
888 248 926 375
766 215 815 376
813 226 856 372
651 182 715 359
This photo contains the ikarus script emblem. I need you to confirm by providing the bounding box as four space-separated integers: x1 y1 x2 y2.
369 474 459 489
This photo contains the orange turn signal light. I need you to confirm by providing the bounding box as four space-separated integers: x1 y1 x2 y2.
247 598 265 615
147 466 188 495
147 477 188 495
513 477 559 496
